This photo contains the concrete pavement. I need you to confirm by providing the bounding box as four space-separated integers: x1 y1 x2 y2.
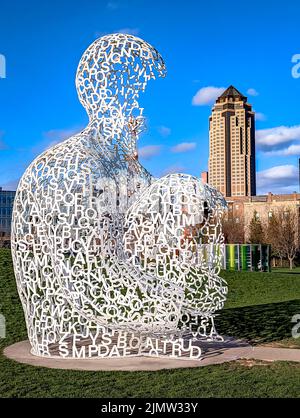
3 338 299 371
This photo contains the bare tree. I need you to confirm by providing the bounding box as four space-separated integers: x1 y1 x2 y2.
265 211 285 267
279 208 299 270
222 215 245 244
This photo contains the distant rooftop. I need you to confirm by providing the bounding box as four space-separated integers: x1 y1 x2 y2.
217 85 246 103
0 187 16 193
225 192 300 203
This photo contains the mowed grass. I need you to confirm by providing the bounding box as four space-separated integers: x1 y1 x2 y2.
222 269 300 308
216 270 300 345
272 267 300 274
0 249 300 398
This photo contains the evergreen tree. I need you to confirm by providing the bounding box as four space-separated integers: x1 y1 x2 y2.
248 210 264 244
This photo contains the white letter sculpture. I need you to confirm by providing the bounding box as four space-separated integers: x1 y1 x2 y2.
12 34 228 360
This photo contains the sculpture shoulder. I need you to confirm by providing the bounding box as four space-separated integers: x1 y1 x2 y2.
30 133 86 170
16 132 101 193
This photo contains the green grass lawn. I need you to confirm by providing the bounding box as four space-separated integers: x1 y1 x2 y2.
216 270 300 345
272 267 300 274
0 249 300 398
223 269 300 308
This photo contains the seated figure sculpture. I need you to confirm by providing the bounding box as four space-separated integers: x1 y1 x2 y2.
11 34 228 360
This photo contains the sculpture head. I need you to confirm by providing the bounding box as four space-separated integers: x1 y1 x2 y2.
76 33 166 124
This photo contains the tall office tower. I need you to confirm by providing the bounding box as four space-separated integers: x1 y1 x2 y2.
208 85 256 197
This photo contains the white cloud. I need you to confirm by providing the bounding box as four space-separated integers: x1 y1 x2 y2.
95 27 140 39
138 145 162 160
192 86 225 106
32 126 83 154
255 112 266 121
264 144 300 157
162 165 185 176
256 124 300 152
157 126 171 137
106 1 119 10
257 165 298 194
43 127 83 150
247 88 259 96
44 127 82 142
116 28 140 36
171 142 197 153
1 178 19 191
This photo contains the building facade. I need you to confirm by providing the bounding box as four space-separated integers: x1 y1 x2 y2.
208 85 256 197
226 192 300 241
0 187 16 244
201 171 208 184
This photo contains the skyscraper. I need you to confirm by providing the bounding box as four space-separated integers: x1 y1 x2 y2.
208 86 256 197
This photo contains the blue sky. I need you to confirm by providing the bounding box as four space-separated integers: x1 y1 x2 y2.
0 0 300 194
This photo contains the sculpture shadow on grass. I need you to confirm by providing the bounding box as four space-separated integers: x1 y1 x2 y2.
215 299 300 345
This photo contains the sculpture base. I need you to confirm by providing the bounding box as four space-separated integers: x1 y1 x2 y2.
46 332 206 360
3 337 252 371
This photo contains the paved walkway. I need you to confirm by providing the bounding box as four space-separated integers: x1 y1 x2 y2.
247 346 300 363
3 340 300 371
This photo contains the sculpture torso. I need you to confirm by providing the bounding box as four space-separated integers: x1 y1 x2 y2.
11 34 228 359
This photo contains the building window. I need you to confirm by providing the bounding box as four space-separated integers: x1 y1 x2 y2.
283 210 289 219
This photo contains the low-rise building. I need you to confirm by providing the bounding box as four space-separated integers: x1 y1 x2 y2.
226 192 300 240
0 187 16 246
